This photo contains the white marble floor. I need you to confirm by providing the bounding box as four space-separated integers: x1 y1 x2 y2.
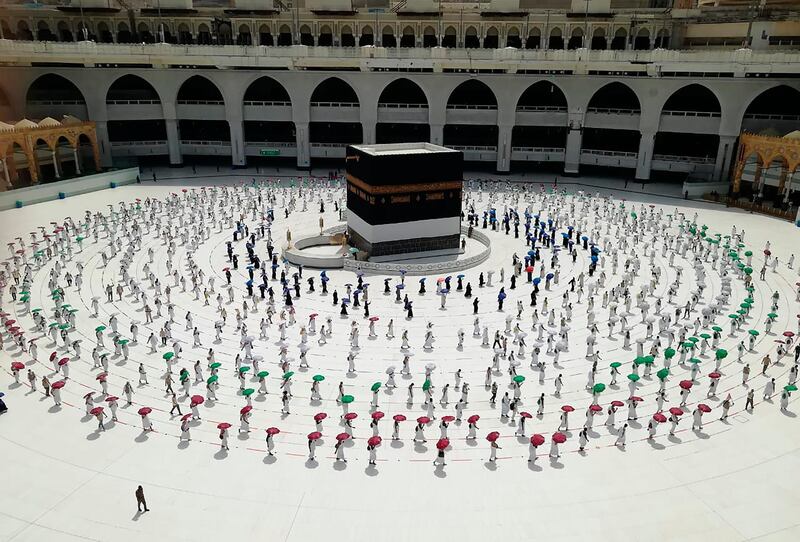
1 172 799 542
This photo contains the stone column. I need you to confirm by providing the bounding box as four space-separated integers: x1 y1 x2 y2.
496 124 512 173
93 120 114 168
430 124 444 146
165 118 183 167
228 117 247 168
1 158 11 189
52 148 60 179
713 135 737 183
635 132 655 181
360 107 377 145
295 122 310 170
563 112 583 176
73 147 81 174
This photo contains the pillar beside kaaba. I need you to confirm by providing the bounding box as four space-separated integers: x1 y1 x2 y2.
345 143 463 259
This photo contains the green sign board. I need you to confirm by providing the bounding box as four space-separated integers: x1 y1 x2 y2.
260 149 280 156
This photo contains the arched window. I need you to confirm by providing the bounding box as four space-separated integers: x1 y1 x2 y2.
526 28 540 49
237 24 252 46
568 27 584 50
464 26 479 49
611 28 626 50
382 25 396 48
319 24 333 46
591 27 606 50
400 25 414 48
506 27 521 48
548 27 563 50
359 25 373 46
259 24 272 46
341 25 355 47
299 24 313 46
484 26 499 49
442 26 456 48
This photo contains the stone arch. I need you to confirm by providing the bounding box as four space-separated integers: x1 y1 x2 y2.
465 26 479 48
27 74 86 105
243 76 292 105
516 81 569 112
634 27 650 50
442 25 456 48
176 75 225 104
484 26 499 49
447 80 497 108
378 78 429 107
340 24 354 47
587 82 641 113
661 83 721 115
56 20 73 42
549 27 563 49
568 27 584 49
506 26 521 48
423 25 437 47
106 74 162 104
359 24 374 47
611 27 627 50
310 77 360 105
526 27 541 49
237 24 252 46
655 28 670 48
258 24 272 46
591 27 607 49
400 25 414 48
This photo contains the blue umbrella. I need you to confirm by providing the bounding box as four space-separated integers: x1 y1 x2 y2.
546 273 554 280
527 250 535 257
581 236 588 241
396 283 405 290
532 277 541 285
321 276 329 283
419 278 426 283
591 255 599 262
457 274 465 279
245 279 253 287
498 291 506 300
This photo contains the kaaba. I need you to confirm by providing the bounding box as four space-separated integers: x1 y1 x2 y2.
345 143 463 259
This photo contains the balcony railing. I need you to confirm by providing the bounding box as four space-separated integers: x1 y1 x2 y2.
448 145 497 151
245 141 297 147
511 146 565 153
446 104 498 110
243 101 292 107
743 113 800 121
310 101 359 108
378 103 429 109
106 99 161 105
28 99 85 105
653 154 715 164
581 149 638 158
180 140 231 146
661 110 721 118
516 106 568 112
177 99 225 105
586 107 640 115
111 140 167 146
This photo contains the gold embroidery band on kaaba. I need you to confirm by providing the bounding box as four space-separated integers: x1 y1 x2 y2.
346 173 462 195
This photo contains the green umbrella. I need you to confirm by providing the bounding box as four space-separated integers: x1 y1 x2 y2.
51 289 61 295
341 394 354 404
737 309 748 315
689 358 702 364
282 371 294 380
48 322 59 328
207 375 218 384
257 371 270 378
610 362 622 368
748 329 759 336
664 348 676 359
682 341 695 349
242 388 255 397
422 379 432 391
513 375 526 383
371 382 381 392
715 349 728 360
95 325 106 332
656 368 670 381
744 267 753 275
767 312 778 319
19 290 30 296
31 308 42 313
75 236 84 242
68 308 78 314
699 333 711 340
627 374 640 382
58 323 70 330
20 295 31 302
61 304 71 309
643 355 655 365
210 362 222 369
785 384 798 392
728 314 739 319
744 297 754 304
180 374 189 383
740 303 751 310
118 339 129 346
688 336 699 343
744 250 753 257
711 326 722 332
634 356 647 365
163 352 175 361
312 374 324 382
592 383 606 394
238 366 250 374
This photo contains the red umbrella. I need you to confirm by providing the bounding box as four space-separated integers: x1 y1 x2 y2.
520 411 533 418
49 352 58 362
698 403 712 413
89 406 104 415
344 412 358 421
336 432 350 441
561 405 575 412
138 407 152 416
416 416 431 424
371 411 385 420
369 316 380 322
610 400 624 407
552 432 567 444
467 414 480 423
486 431 500 442
441 415 455 423
367 436 382 446
51 380 66 390
58 358 69 366
308 431 322 440
530 434 545 446
630 396 644 402
783 331 795 338
708 372 721 379
436 438 450 450
104 396 119 402
95 373 108 381
181 413 193 421
266 427 280 435
217 422 232 430
669 407 684 416
11 361 25 370
240 405 253 414
589 404 603 413
393 414 407 422
83 392 94 399
309 313 319 318
679 380 693 390
191 395 205 406
222 267 230 272
4 320 16 327
314 412 328 422
525 265 534 273
653 413 667 423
